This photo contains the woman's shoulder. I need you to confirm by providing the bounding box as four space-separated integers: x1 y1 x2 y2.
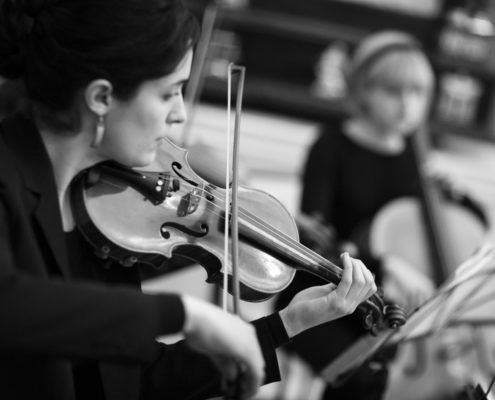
0 114 36 187
0 121 15 178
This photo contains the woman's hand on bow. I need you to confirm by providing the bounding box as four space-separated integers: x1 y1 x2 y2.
278 253 377 338
181 295 265 399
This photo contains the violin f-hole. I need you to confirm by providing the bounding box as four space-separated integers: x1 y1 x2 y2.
160 222 209 239
172 161 198 187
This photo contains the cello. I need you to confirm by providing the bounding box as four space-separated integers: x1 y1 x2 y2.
360 128 491 400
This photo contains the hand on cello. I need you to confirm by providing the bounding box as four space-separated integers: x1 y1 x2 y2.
382 255 435 312
296 213 432 312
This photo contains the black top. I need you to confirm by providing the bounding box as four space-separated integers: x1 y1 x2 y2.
0 113 287 400
64 230 291 400
301 120 420 240
65 229 105 400
275 119 422 400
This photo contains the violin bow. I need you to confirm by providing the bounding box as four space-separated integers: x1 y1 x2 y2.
180 2 218 148
223 62 245 315
221 63 247 399
183 3 250 394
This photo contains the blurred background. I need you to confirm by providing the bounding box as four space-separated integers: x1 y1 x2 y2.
170 0 495 218
150 0 495 399
4 0 495 399
143 1 495 399
155 1 495 399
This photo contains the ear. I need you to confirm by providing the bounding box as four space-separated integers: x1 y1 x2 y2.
84 79 113 116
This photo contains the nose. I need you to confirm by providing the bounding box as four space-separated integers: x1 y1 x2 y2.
400 87 420 105
167 96 187 124
397 90 415 113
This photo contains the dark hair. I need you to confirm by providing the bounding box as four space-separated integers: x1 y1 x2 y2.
0 0 199 130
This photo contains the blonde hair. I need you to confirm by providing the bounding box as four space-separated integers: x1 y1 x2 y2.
347 31 435 111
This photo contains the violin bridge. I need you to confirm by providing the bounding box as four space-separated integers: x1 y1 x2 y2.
177 184 204 217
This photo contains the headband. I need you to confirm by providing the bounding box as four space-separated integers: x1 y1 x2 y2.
348 31 421 87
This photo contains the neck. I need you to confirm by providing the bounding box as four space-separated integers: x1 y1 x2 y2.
40 129 100 231
344 116 407 155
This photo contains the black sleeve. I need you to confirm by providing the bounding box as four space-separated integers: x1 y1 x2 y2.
0 191 185 364
141 313 289 400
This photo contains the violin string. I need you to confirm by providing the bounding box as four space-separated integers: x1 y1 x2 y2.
95 171 288 259
90 171 391 312
95 174 348 289
172 180 304 253
95 172 347 281
92 165 362 275
169 179 341 272
173 180 334 267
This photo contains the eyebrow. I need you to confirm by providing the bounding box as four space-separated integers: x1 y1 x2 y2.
172 78 189 87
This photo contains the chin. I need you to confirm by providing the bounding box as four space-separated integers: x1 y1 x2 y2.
126 152 157 168
136 157 156 168
146 151 160 166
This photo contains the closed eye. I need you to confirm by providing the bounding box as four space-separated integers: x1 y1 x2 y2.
163 90 182 101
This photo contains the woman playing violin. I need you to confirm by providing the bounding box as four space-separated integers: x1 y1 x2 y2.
0 1 377 399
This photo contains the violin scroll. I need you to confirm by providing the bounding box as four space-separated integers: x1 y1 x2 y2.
358 289 407 335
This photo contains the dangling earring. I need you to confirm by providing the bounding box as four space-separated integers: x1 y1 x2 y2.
91 115 105 148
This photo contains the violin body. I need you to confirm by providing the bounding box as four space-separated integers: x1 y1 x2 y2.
71 139 404 332
71 140 298 302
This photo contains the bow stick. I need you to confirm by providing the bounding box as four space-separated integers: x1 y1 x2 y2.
222 62 247 398
180 1 218 148
223 62 245 313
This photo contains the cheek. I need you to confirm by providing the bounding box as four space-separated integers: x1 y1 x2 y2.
123 105 158 134
406 96 430 120
117 106 163 142
367 97 398 121
99 111 158 165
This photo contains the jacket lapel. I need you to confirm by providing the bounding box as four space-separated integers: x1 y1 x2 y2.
1 115 70 276
33 188 70 277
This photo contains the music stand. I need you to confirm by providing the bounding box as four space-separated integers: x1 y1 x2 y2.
321 244 495 386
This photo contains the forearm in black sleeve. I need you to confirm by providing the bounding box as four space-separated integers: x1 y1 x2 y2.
141 313 291 399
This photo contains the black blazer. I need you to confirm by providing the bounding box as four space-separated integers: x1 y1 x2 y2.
0 114 282 399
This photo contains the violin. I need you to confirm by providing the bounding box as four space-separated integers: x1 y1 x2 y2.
70 138 406 335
